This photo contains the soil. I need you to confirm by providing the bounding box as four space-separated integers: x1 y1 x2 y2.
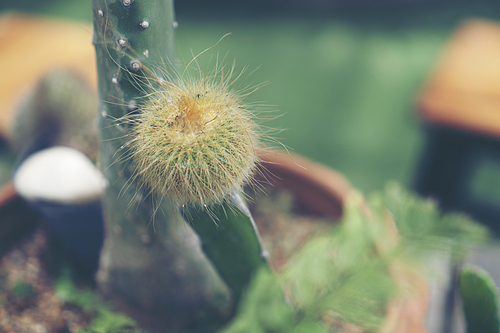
0 227 92 333
249 187 336 271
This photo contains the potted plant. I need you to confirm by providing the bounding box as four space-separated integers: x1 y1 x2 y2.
0 2 489 332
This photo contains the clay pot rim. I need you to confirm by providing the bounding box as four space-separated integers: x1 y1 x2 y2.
256 150 353 220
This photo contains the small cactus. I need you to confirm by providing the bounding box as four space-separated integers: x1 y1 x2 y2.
129 70 259 207
10 69 98 161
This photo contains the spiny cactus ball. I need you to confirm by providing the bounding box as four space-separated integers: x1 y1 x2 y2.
11 70 98 161
130 74 259 206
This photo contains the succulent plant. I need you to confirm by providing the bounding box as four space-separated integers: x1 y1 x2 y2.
459 265 500 333
91 0 270 329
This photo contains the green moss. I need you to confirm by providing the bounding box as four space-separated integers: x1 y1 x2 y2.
54 271 142 333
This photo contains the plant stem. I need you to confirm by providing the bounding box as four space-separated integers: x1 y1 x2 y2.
91 0 230 330
92 0 273 329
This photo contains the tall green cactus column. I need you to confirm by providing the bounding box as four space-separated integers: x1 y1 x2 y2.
91 0 230 330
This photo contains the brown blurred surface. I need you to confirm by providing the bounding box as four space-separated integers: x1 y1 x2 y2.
419 20 500 138
0 14 96 137
257 150 353 219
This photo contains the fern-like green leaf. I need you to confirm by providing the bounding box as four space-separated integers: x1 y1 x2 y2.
224 182 488 332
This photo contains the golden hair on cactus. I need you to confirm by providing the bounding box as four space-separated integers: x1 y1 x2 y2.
127 62 261 207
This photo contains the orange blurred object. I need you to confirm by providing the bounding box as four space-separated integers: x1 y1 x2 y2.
418 19 500 138
0 13 96 137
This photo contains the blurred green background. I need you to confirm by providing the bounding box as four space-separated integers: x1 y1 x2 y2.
1 0 500 194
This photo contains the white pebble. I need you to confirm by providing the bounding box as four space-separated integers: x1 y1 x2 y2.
14 146 107 204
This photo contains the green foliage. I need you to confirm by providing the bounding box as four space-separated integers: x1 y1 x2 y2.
459 265 500 333
279 192 394 332
377 182 488 260
222 267 296 333
54 271 142 333
82 309 141 333
223 182 487 332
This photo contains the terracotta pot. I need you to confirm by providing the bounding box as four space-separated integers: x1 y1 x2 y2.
256 150 352 219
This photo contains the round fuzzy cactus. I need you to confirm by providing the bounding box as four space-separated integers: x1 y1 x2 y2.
129 72 259 207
